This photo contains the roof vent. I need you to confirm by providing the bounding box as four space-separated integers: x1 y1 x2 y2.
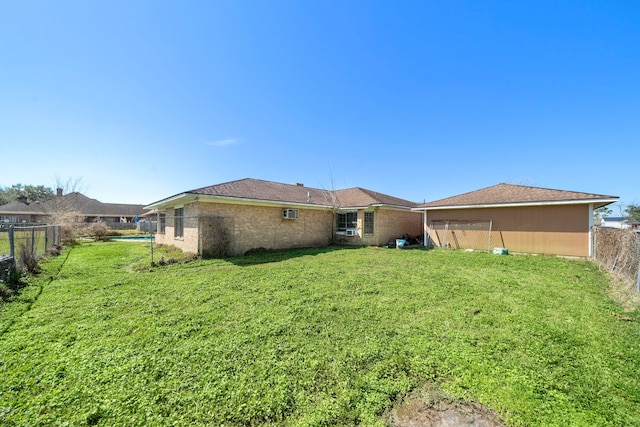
295 183 304 187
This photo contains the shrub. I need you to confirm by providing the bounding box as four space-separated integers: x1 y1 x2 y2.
0 283 13 301
86 221 111 241
18 242 40 274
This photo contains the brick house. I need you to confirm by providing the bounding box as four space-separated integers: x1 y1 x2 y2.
145 178 422 257
414 183 618 257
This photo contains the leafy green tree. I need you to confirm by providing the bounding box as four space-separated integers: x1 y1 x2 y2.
0 184 55 205
594 206 612 219
624 204 640 222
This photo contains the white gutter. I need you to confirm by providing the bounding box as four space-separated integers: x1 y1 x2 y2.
338 204 415 211
145 193 335 210
144 193 192 210
147 194 418 212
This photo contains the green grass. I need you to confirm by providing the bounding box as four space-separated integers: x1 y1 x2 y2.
1 243 639 426
0 232 9 256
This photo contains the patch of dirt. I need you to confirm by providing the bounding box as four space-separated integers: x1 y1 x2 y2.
384 384 507 427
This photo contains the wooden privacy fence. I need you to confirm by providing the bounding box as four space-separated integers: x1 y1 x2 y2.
592 227 640 291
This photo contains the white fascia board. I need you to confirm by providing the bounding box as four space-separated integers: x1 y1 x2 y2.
340 204 415 211
144 193 195 210
186 194 334 210
412 198 619 211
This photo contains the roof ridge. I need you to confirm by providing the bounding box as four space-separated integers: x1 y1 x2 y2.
497 182 596 195
189 178 329 194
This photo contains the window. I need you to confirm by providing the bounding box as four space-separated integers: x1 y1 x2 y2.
364 211 374 235
159 214 166 234
336 212 357 232
174 207 184 238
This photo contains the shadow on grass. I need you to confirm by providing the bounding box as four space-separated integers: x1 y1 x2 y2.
226 245 358 267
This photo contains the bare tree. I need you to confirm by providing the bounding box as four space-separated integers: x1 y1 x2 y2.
46 176 88 243
320 175 342 244
506 177 538 187
54 175 88 195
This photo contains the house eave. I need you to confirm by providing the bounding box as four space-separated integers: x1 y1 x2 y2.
338 204 416 211
144 193 193 210
412 198 619 211
146 193 335 210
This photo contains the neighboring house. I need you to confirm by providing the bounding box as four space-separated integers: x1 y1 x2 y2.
413 183 618 257
145 178 422 257
0 197 47 224
0 190 146 226
600 216 630 229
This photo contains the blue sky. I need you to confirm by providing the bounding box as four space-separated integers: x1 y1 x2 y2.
1 1 638 212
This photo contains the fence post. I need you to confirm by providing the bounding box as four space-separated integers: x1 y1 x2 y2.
31 227 35 256
637 257 640 293
9 225 15 258
637 239 640 292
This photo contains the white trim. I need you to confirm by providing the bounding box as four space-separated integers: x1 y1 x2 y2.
146 193 334 211
588 204 594 257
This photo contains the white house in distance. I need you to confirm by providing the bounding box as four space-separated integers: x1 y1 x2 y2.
600 217 630 229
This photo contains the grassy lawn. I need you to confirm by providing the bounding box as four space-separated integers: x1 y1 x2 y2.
1 243 639 426
0 231 9 256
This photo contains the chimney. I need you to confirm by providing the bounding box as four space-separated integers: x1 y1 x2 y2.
17 195 28 204
56 188 63 197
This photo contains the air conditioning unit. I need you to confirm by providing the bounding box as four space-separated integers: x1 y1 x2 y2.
282 209 298 219
346 229 358 236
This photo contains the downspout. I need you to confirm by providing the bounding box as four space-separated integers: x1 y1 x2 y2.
588 204 594 257
423 210 428 248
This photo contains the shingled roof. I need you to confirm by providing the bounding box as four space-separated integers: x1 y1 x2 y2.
0 193 145 218
0 199 47 215
148 178 417 209
416 183 618 209
335 187 418 208
50 193 145 216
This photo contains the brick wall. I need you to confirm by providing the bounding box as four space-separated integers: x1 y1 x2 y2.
336 208 423 247
198 202 333 255
372 208 423 245
155 201 422 256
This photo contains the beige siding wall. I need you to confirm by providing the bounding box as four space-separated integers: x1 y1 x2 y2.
424 204 591 256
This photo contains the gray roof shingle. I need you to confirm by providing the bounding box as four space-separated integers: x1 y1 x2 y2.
168 178 417 209
0 193 146 217
417 183 618 209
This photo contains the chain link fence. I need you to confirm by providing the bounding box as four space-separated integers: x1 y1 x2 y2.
0 225 62 275
592 227 640 292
